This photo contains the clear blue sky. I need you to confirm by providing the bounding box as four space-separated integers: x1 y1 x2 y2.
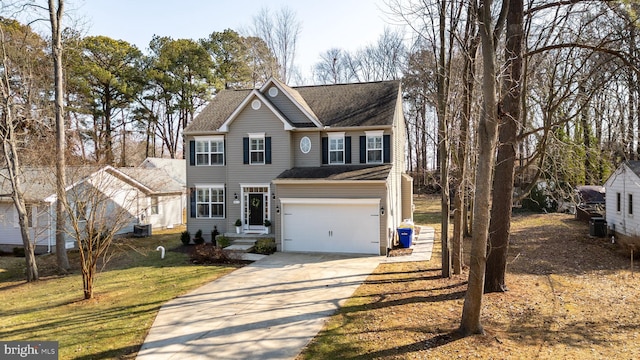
76 0 401 82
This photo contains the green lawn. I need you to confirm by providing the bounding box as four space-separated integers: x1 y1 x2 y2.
0 231 237 359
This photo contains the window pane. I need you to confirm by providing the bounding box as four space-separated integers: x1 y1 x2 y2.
211 154 223 165
197 189 209 202
251 138 264 150
368 149 382 163
251 152 264 163
197 204 210 217
196 154 209 165
212 204 224 217
196 141 208 152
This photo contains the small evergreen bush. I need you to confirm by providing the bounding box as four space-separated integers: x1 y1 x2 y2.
12 247 25 257
216 235 230 248
254 238 276 255
180 230 191 245
194 229 205 244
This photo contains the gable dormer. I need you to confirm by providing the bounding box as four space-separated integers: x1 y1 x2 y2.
218 89 295 132
259 78 322 129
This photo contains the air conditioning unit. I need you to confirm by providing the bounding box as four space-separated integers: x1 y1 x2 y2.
133 224 152 237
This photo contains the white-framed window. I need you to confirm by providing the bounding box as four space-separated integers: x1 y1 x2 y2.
366 131 384 164
195 136 224 166
249 134 265 165
329 132 344 164
150 196 159 215
196 186 225 218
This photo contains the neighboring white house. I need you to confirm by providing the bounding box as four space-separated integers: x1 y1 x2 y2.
604 160 640 240
138 157 186 224
0 165 183 253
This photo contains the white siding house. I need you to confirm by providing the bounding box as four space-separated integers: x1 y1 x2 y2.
0 166 183 253
604 160 640 239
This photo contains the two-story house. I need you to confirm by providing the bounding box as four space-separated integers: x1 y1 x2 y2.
184 78 413 255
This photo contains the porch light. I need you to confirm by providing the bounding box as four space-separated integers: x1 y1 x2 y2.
276 205 280 214
272 192 276 200
380 206 385 215
233 193 240 204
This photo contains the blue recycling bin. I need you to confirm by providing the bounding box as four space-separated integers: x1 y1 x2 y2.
397 227 413 248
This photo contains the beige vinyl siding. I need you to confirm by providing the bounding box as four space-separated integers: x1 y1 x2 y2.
266 86 313 125
292 132 322 167
227 103 292 232
274 182 389 253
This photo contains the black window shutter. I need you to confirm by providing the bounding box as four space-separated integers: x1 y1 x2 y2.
265 137 272 164
322 137 328 164
345 136 352 164
359 136 366 163
190 188 196 218
243 137 249 164
383 135 391 163
189 141 195 166
223 139 226 165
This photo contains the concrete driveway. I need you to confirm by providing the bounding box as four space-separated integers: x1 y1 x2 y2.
136 252 383 360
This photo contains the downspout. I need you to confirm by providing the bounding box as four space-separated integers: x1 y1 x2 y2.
47 201 53 253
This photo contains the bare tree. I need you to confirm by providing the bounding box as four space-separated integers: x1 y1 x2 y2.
250 6 301 83
0 18 50 282
460 0 505 335
63 167 139 299
48 0 70 271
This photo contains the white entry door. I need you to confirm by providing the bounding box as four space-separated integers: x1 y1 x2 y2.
281 199 380 254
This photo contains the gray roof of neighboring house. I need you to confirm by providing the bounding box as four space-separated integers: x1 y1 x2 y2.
626 160 640 177
276 164 392 181
111 168 184 194
138 157 186 185
0 166 183 203
185 80 400 133
0 167 98 202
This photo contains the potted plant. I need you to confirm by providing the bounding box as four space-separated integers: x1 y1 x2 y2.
235 219 242 234
264 219 271 234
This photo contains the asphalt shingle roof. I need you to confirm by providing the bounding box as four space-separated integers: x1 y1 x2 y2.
185 80 400 133
276 164 392 181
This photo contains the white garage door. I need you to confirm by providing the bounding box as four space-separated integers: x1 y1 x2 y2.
281 199 380 254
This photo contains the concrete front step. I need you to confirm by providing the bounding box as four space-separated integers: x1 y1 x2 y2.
221 232 274 253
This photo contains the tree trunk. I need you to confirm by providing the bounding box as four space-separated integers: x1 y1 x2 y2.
460 0 500 336
485 0 523 293
438 0 452 278
453 14 479 275
49 0 70 271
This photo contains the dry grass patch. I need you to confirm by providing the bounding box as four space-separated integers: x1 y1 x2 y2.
299 197 640 359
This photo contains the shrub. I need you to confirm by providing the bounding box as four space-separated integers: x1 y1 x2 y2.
189 244 245 264
190 244 229 264
234 219 242 227
194 229 205 245
254 238 276 255
12 247 25 257
264 219 271 227
216 235 230 248
180 230 191 245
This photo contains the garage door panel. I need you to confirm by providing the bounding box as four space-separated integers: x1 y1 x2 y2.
282 201 379 254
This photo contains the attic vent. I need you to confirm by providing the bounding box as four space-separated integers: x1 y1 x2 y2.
268 87 278 97
251 99 262 110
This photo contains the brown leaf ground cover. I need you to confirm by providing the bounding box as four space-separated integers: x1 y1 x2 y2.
298 197 640 359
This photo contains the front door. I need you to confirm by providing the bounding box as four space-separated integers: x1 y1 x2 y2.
248 193 263 227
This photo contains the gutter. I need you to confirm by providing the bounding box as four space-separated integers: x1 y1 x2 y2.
272 179 386 185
